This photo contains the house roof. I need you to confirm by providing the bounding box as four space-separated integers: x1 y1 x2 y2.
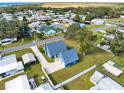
0 61 24 74
35 83 53 90
0 54 24 74
90 71 124 90
0 54 17 67
38 25 56 34
22 53 36 65
5 75 31 90
102 60 123 77
90 71 105 85
50 23 65 30
44 40 67 57
59 49 79 65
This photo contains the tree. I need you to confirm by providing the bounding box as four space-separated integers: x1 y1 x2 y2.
73 14 81 22
64 23 81 39
104 28 124 55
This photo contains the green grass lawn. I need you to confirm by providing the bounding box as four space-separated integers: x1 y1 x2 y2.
0 48 46 90
106 18 124 23
3 48 33 61
86 24 106 30
48 39 113 90
0 37 34 50
38 46 54 63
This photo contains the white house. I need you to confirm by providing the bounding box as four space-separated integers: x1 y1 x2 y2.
120 15 124 18
5 75 31 90
90 71 105 85
102 60 123 77
22 53 36 65
118 26 124 33
0 54 24 80
90 71 124 90
0 37 17 45
91 19 105 25
1 13 13 21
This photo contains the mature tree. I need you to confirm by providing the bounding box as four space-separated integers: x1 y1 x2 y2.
78 29 96 55
104 28 124 55
64 23 81 39
73 14 81 22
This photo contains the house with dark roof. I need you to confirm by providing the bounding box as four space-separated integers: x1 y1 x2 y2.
43 41 67 58
37 25 56 35
58 49 79 67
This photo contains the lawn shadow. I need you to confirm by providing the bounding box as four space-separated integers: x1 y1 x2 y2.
48 74 58 85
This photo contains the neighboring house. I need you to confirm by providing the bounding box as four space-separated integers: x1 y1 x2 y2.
43 41 67 58
0 37 17 45
118 26 124 33
102 60 123 77
120 15 124 18
58 49 79 67
37 25 56 35
90 71 105 85
35 83 54 90
22 53 36 66
28 21 42 30
1 13 13 21
80 23 86 29
90 71 124 90
0 54 24 80
5 75 31 90
91 19 105 25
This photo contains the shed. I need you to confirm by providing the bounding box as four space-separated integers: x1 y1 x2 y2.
22 53 36 65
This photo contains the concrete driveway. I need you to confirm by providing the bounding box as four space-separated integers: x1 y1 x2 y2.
31 46 64 74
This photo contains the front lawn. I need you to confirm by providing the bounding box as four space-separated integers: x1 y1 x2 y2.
86 24 105 30
48 39 113 90
38 46 54 63
106 18 124 23
3 48 33 60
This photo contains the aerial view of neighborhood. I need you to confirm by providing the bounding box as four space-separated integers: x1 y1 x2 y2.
0 2 124 90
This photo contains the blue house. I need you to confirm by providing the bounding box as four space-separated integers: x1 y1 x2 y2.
80 23 86 29
58 49 79 67
43 41 67 58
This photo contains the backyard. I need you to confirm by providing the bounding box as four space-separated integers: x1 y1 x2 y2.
0 48 46 90
48 39 113 90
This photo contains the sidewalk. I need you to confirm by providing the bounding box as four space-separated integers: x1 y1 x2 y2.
54 65 96 89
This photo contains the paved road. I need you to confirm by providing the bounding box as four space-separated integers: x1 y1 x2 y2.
54 65 96 89
31 46 64 74
0 36 64 54
0 23 116 54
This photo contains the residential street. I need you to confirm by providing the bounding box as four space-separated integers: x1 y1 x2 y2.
0 36 64 54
